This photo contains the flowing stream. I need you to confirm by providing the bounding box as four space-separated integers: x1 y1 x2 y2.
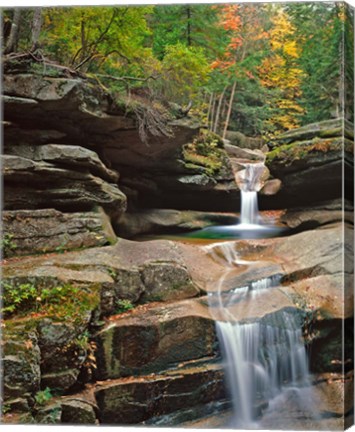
204 161 320 428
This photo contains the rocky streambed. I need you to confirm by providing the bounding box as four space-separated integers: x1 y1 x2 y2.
1 222 353 427
1 56 354 428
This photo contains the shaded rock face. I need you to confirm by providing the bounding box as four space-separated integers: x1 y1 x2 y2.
263 119 354 209
3 153 126 216
3 61 239 214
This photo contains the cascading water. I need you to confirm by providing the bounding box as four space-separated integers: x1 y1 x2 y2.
205 243 319 429
236 162 266 227
240 191 259 225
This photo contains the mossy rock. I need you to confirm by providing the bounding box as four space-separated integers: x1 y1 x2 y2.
182 130 227 176
266 136 348 171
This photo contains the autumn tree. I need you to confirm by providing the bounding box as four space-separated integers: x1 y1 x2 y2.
258 8 304 136
210 4 269 137
41 6 153 72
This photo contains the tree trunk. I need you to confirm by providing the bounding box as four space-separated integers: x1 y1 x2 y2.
210 94 217 132
206 92 214 130
30 8 42 51
4 8 21 54
222 80 237 139
213 86 227 133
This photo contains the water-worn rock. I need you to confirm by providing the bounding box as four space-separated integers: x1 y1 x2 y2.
281 208 351 230
3 155 127 217
3 208 117 256
94 299 216 379
2 238 203 316
140 262 200 302
116 209 237 238
224 144 265 161
260 178 282 196
94 360 225 424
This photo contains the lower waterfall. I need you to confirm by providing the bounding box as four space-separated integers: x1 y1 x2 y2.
205 242 320 429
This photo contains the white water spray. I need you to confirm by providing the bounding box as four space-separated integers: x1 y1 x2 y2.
205 243 318 428
235 162 267 227
240 191 259 225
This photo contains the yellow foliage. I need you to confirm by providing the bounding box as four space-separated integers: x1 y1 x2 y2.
258 8 304 135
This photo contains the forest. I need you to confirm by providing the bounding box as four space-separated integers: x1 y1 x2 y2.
2 2 354 139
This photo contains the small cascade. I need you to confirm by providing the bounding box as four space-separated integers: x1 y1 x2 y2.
205 242 316 428
240 191 259 225
235 162 267 227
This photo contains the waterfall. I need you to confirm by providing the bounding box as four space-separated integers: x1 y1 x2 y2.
235 162 267 227
240 191 259 225
205 242 316 428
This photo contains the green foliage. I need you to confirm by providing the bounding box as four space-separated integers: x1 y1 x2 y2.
1 233 17 258
2 404 11 415
115 299 134 314
41 6 153 73
1 280 99 323
1 282 37 315
34 387 53 406
3 4 350 140
73 331 90 350
160 43 210 104
286 3 348 124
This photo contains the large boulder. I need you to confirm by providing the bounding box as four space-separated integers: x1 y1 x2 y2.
94 360 226 425
263 119 354 208
267 118 354 148
2 322 41 412
3 154 127 217
3 208 117 257
2 238 202 317
225 131 264 150
94 299 216 379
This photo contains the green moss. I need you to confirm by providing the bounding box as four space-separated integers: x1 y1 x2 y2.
1 280 100 325
183 130 225 175
115 299 134 314
266 136 344 166
1 233 17 257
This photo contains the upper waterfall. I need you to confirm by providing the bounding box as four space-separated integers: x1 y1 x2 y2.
235 161 268 227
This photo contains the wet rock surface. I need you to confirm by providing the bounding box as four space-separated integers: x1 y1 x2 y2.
95 360 226 425
95 299 216 379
